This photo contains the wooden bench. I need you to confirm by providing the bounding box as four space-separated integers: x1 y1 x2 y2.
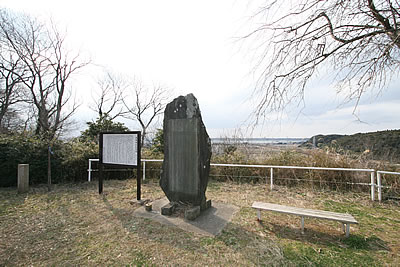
252 201 358 237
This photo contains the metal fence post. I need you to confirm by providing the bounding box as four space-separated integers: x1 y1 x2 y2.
88 159 92 182
143 161 146 181
270 168 274 190
377 172 382 202
370 171 375 201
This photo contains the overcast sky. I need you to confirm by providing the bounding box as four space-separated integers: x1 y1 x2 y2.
2 0 399 138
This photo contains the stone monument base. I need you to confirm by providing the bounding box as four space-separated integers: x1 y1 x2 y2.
133 197 239 236
161 199 212 221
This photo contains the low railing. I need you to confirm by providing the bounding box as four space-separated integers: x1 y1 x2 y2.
87 158 395 201
210 163 376 200
87 159 163 182
142 159 163 180
87 159 98 182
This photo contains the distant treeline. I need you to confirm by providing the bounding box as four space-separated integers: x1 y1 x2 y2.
302 129 400 162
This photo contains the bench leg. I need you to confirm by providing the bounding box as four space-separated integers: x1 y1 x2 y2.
345 224 350 238
257 209 261 221
301 217 304 234
342 223 345 233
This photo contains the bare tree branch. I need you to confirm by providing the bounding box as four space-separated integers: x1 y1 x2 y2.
243 0 400 121
122 78 170 145
90 69 128 120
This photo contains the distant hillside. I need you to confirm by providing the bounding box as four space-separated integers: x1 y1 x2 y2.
302 129 400 162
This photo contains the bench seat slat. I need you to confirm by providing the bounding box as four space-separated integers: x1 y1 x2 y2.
252 202 358 224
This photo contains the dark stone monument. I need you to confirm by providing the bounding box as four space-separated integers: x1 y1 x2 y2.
160 93 212 220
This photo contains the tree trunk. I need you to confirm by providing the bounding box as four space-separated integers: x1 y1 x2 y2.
141 128 146 147
47 145 51 191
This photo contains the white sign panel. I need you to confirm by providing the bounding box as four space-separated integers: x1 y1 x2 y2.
102 133 138 166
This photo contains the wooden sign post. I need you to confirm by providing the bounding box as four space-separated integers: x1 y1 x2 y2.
99 131 141 200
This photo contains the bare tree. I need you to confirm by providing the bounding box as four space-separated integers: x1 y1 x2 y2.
90 69 128 120
123 79 169 145
0 9 88 139
244 0 400 121
0 12 29 132
0 9 88 190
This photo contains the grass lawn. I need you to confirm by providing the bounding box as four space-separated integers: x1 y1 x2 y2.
1 179 399 266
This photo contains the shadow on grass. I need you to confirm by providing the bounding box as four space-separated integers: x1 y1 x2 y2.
101 196 286 265
259 220 390 252
216 222 286 266
102 195 134 223
0 188 31 215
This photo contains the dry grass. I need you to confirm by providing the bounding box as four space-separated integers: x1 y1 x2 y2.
1 179 399 266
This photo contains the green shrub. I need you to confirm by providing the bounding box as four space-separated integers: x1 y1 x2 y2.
0 134 98 186
0 134 62 186
151 129 164 154
58 138 98 182
0 132 154 187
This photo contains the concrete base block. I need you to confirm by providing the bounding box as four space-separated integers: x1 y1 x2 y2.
129 199 150 206
201 199 212 211
161 202 176 215
185 206 201 220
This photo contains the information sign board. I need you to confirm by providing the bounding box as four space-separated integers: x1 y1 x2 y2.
100 132 140 167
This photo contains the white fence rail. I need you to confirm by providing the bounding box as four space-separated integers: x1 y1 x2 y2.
87 159 393 201
87 159 163 182
211 163 376 199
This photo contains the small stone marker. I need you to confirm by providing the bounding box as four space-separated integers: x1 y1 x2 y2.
17 164 29 193
160 94 212 220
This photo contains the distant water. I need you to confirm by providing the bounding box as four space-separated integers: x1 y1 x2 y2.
211 138 308 145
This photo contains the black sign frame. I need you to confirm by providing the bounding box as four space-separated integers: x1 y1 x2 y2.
98 131 142 199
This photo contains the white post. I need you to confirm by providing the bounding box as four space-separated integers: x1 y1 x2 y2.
377 172 382 202
370 171 375 201
301 217 304 234
18 164 29 193
88 159 92 182
143 161 146 181
270 168 274 190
